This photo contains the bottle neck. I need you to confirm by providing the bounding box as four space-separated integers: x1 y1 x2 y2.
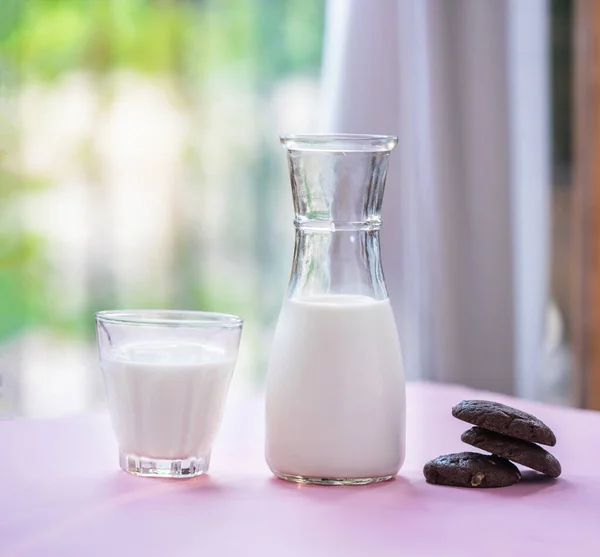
287 228 388 301
281 135 397 303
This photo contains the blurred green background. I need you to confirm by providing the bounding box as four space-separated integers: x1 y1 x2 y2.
0 0 324 416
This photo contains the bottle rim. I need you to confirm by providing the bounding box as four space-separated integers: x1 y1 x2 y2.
280 134 397 153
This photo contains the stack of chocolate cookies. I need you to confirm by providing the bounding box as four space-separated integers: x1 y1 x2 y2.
424 400 561 488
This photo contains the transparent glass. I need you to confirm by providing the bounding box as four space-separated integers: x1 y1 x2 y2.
96 310 242 478
265 134 406 485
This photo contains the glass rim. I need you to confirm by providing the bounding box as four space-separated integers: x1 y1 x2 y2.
95 310 243 329
280 133 398 153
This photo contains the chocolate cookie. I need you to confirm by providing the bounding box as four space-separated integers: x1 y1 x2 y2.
461 426 561 478
423 452 521 488
452 400 557 446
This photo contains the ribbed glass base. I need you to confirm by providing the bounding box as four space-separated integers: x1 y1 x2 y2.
119 451 210 478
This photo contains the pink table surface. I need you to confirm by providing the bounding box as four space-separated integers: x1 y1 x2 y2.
1 382 599 557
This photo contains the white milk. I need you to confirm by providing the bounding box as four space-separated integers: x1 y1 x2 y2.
102 341 235 460
266 295 405 479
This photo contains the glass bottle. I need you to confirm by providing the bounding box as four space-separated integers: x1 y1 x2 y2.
265 134 405 485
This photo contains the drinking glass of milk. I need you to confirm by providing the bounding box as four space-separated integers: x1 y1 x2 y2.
265 134 406 485
95 310 242 478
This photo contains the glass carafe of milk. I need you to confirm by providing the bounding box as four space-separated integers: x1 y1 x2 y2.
266 134 405 485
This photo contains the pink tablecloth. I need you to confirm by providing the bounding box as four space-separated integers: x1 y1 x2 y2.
1 382 599 557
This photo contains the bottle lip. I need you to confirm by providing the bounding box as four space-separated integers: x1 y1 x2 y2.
280 134 398 153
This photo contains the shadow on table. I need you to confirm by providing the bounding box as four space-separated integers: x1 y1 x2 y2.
488 470 568 497
267 474 417 499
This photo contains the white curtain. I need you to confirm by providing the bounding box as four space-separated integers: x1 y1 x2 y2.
320 0 550 398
